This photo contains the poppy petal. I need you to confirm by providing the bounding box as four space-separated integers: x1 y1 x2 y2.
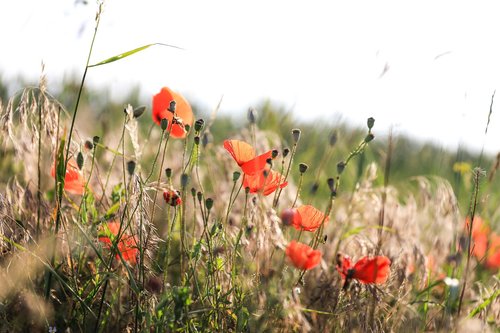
292 205 329 232
241 150 273 175
352 256 391 284
152 87 193 139
286 240 322 270
50 157 86 195
243 169 287 196
223 140 256 165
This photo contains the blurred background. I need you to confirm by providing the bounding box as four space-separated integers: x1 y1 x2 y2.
2 0 500 155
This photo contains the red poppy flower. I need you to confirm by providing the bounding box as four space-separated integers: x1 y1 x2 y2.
286 205 329 232
465 217 500 270
163 189 182 207
223 139 272 175
152 87 194 138
243 168 287 196
99 222 138 265
50 157 86 195
336 254 391 285
465 216 489 258
486 234 500 269
285 240 322 270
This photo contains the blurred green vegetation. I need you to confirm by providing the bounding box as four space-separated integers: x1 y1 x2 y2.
1 74 498 215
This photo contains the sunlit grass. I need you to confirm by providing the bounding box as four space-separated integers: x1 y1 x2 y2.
0 3 499 332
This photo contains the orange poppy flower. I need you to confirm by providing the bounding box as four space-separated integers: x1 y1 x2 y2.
465 216 490 258
285 240 322 270
98 222 138 265
223 139 272 175
243 169 287 196
465 217 500 270
152 87 194 138
486 234 500 269
336 254 391 285
50 157 86 195
163 189 182 207
287 205 329 232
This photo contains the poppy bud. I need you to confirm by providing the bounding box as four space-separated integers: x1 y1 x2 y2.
194 119 205 132
281 208 296 226
76 152 84 170
248 107 257 124
165 168 172 178
133 106 146 118
197 191 203 203
310 182 319 195
292 129 301 143
127 160 136 176
205 198 214 210
194 136 200 145
160 118 169 131
184 124 191 133
271 149 279 159
367 117 375 130
168 100 176 113
283 148 290 157
337 161 346 174
233 171 241 182
163 189 182 206
327 178 335 192
329 132 337 146
93 136 100 145
84 140 94 151
245 186 250 194
299 163 308 174
364 133 375 143
181 173 189 188
266 158 273 167
191 187 196 197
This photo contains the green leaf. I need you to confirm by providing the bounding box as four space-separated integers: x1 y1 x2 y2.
88 43 182 68
104 201 121 219
468 289 500 318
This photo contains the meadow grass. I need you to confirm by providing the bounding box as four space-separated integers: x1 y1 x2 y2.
0 3 500 333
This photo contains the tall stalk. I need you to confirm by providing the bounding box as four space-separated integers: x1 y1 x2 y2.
46 2 103 299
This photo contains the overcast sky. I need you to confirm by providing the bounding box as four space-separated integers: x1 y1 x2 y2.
2 0 500 154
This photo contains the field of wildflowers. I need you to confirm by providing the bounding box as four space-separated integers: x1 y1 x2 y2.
1 3 500 332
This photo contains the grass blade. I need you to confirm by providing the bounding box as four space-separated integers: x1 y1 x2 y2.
88 43 182 68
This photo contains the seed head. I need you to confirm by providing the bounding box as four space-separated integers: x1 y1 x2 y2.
76 152 84 170
367 117 375 130
168 100 176 113
127 160 136 176
194 119 205 132
337 161 346 174
160 118 169 131
299 163 308 174
292 129 301 143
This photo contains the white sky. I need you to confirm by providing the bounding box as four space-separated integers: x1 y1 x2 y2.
2 0 500 154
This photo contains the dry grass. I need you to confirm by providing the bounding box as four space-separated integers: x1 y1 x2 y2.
0 85 499 332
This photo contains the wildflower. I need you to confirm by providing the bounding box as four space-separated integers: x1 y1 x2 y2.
463 216 500 269
336 253 391 288
465 216 489 259
286 205 329 232
486 234 500 269
98 222 138 265
50 157 86 195
243 169 287 196
285 240 322 270
223 139 272 175
152 87 194 138
163 189 182 207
